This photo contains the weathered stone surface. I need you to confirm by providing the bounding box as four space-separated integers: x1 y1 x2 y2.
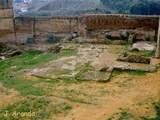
79 70 112 82
48 44 62 54
128 34 135 44
120 31 129 40
132 41 156 51
117 53 151 64
26 44 157 82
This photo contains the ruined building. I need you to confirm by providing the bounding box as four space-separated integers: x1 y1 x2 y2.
0 0 13 33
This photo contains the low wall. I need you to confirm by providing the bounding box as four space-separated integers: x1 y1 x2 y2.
0 9 13 31
15 16 79 33
84 14 158 30
0 14 159 42
82 14 159 41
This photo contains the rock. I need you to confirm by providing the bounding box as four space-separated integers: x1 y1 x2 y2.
117 53 151 64
100 66 114 72
71 32 78 38
105 32 112 39
128 34 136 44
73 37 86 43
148 65 157 72
129 47 139 52
120 31 129 40
0 56 5 60
91 45 96 49
77 70 112 82
132 41 156 51
112 40 126 45
48 44 62 54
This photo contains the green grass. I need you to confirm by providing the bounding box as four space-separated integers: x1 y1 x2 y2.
75 63 94 80
0 49 76 119
112 70 146 78
130 50 155 58
0 49 77 96
0 96 72 120
119 111 133 120
0 96 49 120
142 102 160 120
106 111 134 120
106 111 133 120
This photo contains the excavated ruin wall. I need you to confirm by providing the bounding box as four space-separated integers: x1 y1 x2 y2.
15 17 79 34
84 15 158 30
0 0 13 38
82 15 159 41
0 9 13 32
0 14 159 42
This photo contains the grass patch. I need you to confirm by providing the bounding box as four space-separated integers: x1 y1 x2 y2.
112 70 146 78
119 111 133 120
0 96 49 120
130 50 155 58
0 49 77 96
106 111 134 120
75 63 94 80
142 102 160 120
127 70 146 76
0 96 72 120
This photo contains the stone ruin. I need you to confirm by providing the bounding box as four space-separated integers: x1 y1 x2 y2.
0 0 160 82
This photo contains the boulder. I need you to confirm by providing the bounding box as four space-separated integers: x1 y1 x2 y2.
132 41 156 51
117 52 151 64
128 34 136 44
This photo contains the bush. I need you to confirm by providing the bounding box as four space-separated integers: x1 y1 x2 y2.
47 33 60 44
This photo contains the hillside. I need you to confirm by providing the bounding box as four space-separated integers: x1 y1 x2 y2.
14 0 160 16
100 0 160 15
37 0 101 16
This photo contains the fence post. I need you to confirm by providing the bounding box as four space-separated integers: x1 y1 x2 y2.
155 17 160 58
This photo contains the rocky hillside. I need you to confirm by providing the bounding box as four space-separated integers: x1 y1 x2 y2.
100 0 160 15
14 0 160 16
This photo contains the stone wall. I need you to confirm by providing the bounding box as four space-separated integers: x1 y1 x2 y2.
84 14 158 30
0 0 13 35
82 14 159 41
15 17 79 34
0 13 159 42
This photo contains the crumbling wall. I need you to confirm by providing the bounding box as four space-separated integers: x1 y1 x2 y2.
84 14 158 30
0 12 159 43
15 17 79 33
0 0 13 38
83 14 159 41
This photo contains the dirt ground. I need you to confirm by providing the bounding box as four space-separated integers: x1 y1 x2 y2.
53 71 160 120
0 43 160 120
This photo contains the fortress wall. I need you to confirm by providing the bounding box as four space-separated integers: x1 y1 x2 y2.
15 17 33 33
81 15 159 40
84 15 158 30
0 9 13 31
0 0 14 38
0 13 159 42
36 18 79 33
15 17 79 34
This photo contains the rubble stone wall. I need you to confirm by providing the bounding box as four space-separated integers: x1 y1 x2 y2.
82 15 159 40
15 17 79 34
0 0 13 37
0 13 159 42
